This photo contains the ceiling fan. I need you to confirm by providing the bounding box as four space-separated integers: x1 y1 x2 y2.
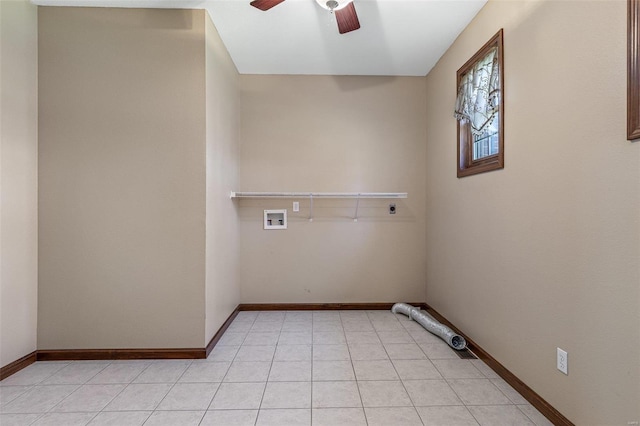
249 0 361 34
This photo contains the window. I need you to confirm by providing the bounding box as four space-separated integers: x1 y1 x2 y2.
455 29 504 177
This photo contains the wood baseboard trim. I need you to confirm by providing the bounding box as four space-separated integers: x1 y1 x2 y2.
205 307 240 357
36 348 205 361
0 351 37 381
422 303 574 426
238 302 425 311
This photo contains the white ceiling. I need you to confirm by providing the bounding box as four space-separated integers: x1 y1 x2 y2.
32 0 487 76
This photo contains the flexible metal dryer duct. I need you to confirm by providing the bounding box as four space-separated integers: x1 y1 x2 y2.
391 303 467 350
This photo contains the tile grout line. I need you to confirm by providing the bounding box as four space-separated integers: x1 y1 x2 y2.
375 311 426 425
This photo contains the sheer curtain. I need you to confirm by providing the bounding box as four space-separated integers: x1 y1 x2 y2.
454 47 500 136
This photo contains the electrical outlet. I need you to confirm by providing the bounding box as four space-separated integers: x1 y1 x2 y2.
293 201 299 212
557 348 568 375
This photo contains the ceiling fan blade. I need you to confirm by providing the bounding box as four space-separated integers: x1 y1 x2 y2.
250 0 285 11
335 2 360 34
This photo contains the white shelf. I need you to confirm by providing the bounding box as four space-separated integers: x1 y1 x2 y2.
231 191 408 222
230 191 407 199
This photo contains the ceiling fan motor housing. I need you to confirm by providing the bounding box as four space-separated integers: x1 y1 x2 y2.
315 0 353 11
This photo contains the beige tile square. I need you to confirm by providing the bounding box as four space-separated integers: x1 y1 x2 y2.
273 344 311 361
274 345 312 361
432 359 484 379
517 405 554 426
364 407 423 426
416 406 479 425
278 332 312 345
284 311 313 322
179 362 230 383
371 320 405 332
0 414 42 426
41 363 107 385
366 311 399 321
312 332 346 344
257 312 286 321
345 332 380 344
235 311 258 321
348 344 388 360
256 408 310 426
313 321 343 332
88 363 149 384
261 382 311 409
419 343 460 359
133 361 191 383
467 405 534 425
312 361 355 381
200 410 258 426
491 378 529 404
392 359 442 380
156 383 219 410
227 321 253 333
143 411 205 426
312 381 361 408
281 322 312 332
312 408 367 426
376 331 413 344
352 360 399 381
312 345 350 361
210 382 266 409
448 379 512 405
339 311 369 321
207 345 239 362
244 332 280 346
403 379 462 406
409 330 444 345
470 359 500 379
312 312 341 322
235 345 276 362
2 385 79 413
224 361 270 382
358 381 411 407
268 361 311 382
104 383 172 411
0 363 68 387
32 412 96 426
0 386 32 409
217 333 247 346
250 321 283 332
341 321 374 332
383 343 426 360
87 411 151 425
51 384 125 412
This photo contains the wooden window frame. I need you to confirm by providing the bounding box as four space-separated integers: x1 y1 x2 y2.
457 29 504 178
628 0 640 140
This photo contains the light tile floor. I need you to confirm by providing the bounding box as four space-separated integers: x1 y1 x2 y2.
0 310 554 425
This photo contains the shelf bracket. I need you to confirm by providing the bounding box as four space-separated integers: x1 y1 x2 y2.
309 194 314 222
354 194 360 222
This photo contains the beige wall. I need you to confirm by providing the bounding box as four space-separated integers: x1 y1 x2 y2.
424 0 640 423
205 13 240 343
238 75 427 303
38 7 207 349
0 0 39 367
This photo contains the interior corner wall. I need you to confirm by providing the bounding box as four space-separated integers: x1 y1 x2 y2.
424 0 640 423
205 13 240 344
0 0 39 367
238 75 427 304
37 7 207 349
